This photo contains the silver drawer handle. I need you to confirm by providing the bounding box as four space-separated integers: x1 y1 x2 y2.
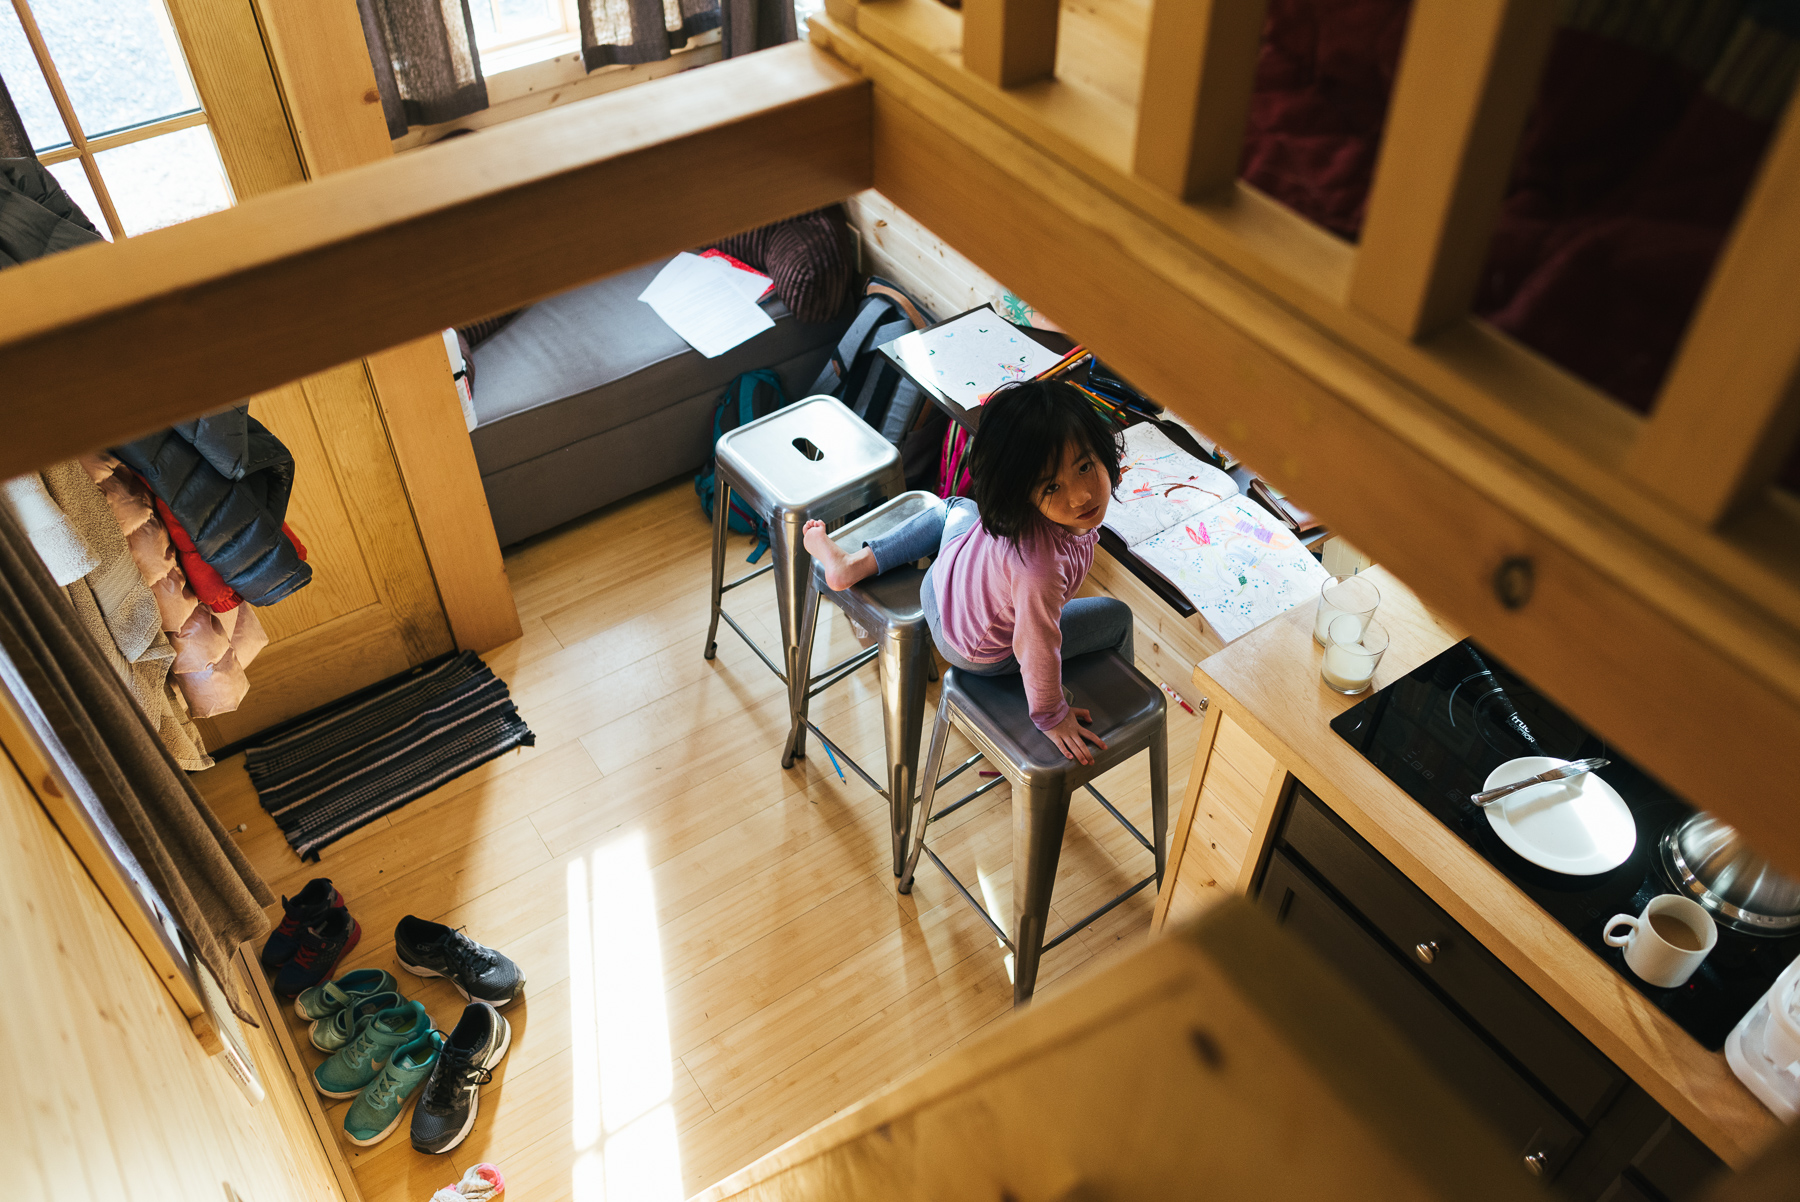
1523 1151 1549 1176
1414 940 1439 965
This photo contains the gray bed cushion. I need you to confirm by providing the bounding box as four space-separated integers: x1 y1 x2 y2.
469 256 848 475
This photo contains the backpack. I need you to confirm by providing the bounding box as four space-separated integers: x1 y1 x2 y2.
696 369 788 562
810 278 936 444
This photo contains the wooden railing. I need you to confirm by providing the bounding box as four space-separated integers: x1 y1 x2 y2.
812 0 1800 871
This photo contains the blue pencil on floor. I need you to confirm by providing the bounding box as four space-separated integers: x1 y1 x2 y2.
822 740 846 782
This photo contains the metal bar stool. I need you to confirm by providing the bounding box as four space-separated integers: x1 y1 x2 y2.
899 650 1169 1006
794 491 945 876
703 395 905 768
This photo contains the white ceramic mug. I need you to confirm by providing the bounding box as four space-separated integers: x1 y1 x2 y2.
1604 895 1717 988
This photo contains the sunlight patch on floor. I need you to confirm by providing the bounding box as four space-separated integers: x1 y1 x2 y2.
568 832 682 1201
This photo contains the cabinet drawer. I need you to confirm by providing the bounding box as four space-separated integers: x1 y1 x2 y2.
1261 850 1584 1178
1279 787 1625 1126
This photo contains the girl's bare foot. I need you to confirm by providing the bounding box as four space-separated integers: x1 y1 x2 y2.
804 519 875 591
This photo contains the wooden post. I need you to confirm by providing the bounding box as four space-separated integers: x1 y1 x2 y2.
1133 0 1268 201
1626 92 1800 525
962 0 1060 89
1347 0 1559 339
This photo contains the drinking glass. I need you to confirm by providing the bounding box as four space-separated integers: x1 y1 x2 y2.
1313 574 1380 647
1321 615 1389 695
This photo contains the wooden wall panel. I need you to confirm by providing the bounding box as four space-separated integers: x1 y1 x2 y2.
0 749 345 1202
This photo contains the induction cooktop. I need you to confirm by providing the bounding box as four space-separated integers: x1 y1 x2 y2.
1330 639 1800 1051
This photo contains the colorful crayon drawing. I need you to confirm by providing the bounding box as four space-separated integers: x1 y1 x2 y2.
1133 495 1330 641
1104 423 1241 546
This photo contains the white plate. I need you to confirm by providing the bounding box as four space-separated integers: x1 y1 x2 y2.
1483 756 1636 876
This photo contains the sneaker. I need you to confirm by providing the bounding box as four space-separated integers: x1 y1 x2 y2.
274 908 362 998
395 917 525 1007
410 1001 511 1154
260 878 345 970
294 967 399 1022
431 1164 505 1202
311 991 402 1053
343 1029 443 1146
313 999 433 1099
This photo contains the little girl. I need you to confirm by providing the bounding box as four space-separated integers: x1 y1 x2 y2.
803 379 1133 765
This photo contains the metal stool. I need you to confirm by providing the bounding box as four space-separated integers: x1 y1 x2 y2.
899 650 1169 1006
796 491 945 876
703 395 905 768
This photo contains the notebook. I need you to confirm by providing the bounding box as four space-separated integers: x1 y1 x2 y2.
1105 424 1329 641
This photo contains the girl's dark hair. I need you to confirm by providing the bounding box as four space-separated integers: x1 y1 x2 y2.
967 378 1122 542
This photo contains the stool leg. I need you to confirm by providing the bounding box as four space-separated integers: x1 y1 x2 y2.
1150 723 1170 886
703 479 731 661
897 697 952 895
1012 781 1071 1007
878 629 932 876
781 584 822 768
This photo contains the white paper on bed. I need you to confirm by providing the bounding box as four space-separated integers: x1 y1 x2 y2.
1131 494 1332 642
1104 423 1241 546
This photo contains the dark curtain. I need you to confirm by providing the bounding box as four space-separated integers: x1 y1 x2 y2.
358 0 490 140
721 0 797 57
580 0 722 69
0 502 272 1020
0 72 35 160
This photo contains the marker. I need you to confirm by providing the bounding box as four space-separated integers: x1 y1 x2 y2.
1160 682 1197 715
822 740 847 782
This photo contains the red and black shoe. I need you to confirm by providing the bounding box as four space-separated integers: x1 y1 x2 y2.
274 909 362 998
260 878 347 970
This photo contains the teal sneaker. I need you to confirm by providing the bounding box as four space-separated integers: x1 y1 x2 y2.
311 990 402 1052
344 1029 443 1146
313 999 432 1099
294 968 399 1021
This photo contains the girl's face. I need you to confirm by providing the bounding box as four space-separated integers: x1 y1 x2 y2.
1033 440 1110 533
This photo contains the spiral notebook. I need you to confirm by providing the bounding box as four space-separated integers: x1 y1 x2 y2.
1106 424 1329 641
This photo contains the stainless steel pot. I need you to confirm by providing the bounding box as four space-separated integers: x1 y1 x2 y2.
1660 813 1800 936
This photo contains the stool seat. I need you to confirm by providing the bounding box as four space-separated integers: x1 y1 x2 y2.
950 651 1166 785
715 395 903 514
901 649 1169 1007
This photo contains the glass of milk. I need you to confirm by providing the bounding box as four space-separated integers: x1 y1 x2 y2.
1322 615 1389 694
1313 574 1381 647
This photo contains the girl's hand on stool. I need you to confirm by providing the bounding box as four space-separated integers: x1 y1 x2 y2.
1047 708 1107 765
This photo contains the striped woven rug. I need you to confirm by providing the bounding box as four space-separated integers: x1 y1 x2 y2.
245 651 534 859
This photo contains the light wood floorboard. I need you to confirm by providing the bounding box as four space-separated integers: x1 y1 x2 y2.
200 478 1203 1199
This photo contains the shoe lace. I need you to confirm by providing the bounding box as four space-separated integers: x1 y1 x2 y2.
291 938 324 970
443 928 496 978
343 1028 377 1070
424 1042 492 1110
365 1069 402 1109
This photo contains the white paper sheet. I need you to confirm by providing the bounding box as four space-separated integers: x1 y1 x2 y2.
884 307 1067 408
638 253 774 358
1132 494 1331 642
701 253 774 302
1104 423 1240 546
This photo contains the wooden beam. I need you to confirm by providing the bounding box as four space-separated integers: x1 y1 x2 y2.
1347 0 1559 339
833 23 1800 870
0 42 872 479
700 900 1536 1202
1133 0 1268 200
1627 92 1800 525
250 0 394 177
962 0 1059 89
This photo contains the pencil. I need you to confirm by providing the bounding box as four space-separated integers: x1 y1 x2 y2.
822 739 847 782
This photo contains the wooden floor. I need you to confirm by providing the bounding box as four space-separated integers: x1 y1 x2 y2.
200 478 1202 1202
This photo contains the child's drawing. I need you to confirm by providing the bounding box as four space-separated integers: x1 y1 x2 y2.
1133 495 1330 641
1103 423 1241 546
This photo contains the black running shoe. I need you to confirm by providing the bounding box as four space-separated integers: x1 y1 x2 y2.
410 1001 510 1154
394 916 525 1007
260 878 346 970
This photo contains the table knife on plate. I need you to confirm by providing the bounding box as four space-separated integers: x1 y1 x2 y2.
1472 758 1611 808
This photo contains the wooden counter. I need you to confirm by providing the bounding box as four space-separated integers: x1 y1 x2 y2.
1148 567 1779 1168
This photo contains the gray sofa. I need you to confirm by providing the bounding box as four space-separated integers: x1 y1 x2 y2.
469 256 852 547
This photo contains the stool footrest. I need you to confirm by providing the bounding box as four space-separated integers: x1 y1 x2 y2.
920 844 1014 951
805 644 879 699
935 751 984 793
717 610 788 684
803 719 889 799
718 561 776 594
1041 873 1157 953
930 772 1006 824
1085 784 1155 853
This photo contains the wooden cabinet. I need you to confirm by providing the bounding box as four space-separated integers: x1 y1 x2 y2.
1259 787 1723 1199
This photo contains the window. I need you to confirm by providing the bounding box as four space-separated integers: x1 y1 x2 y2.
0 0 233 239
467 0 582 73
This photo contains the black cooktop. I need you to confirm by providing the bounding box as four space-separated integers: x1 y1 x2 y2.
1331 639 1800 1051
